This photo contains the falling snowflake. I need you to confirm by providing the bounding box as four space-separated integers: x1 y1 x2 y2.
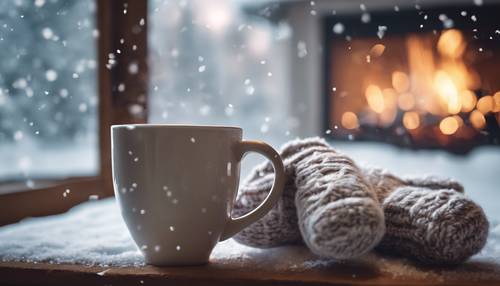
41 27 54 40
245 85 255 95
118 83 125 92
45 70 58 81
78 103 88 112
260 123 269 133
34 0 45 7
128 62 139 74
224 104 234 116
377 26 387 39
361 13 371 23
227 162 232 177
297 41 308 58
332 22 345 34
13 131 23 141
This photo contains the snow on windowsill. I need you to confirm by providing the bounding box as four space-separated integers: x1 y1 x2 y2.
0 198 499 282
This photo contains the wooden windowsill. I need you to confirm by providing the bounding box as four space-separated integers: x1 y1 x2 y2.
1 246 499 286
0 177 109 226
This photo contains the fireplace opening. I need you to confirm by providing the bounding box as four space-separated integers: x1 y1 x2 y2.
324 4 500 153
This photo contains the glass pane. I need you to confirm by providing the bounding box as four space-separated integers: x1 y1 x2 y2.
148 0 292 149
0 0 98 182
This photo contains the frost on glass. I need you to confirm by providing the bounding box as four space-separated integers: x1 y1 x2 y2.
148 0 295 149
0 0 97 181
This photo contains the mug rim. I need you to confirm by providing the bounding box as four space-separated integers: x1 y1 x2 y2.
111 124 242 131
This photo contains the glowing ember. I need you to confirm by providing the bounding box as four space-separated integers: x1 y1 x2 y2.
403 112 420 130
494 92 500 112
437 29 466 58
365 85 385 113
460 90 477 112
439 116 459 135
341 112 359 129
392 71 410 93
434 71 461 114
369 44 386 57
470 110 486 129
477 96 494 114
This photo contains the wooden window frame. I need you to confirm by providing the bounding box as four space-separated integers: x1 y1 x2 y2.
0 0 148 226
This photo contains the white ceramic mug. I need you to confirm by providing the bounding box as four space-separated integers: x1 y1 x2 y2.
111 124 285 266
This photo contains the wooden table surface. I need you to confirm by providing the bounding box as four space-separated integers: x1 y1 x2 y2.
2 244 499 286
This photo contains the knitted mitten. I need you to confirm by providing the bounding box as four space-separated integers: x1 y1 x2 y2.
363 168 489 264
233 137 385 259
233 138 489 264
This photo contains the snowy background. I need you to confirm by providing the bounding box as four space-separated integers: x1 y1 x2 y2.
0 0 98 180
148 0 293 146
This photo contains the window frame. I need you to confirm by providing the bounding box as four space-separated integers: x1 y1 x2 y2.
0 0 148 226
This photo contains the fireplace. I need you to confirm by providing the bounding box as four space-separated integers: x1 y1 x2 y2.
323 4 500 153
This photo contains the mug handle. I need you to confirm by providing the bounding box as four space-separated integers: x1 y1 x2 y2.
220 140 286 241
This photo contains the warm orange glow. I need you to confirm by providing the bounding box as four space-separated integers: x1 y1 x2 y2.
437 29 466 59
439 116 459 135
370 44 386 57
365 85 385 113
434 71 461 114
333 28 498 136
403 112 420 130
470 110 486 129
453 115 464 127
405 29 477 117
382 88 398 108
380 89 398 126
494 91 500 112
476 95 494 114
398 92 415 111
341 112 359 129
392 71 410 93
460 90 477 112
406 35 437 114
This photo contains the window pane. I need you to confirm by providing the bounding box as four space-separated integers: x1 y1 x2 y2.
0 0 98 182
148 0 293 149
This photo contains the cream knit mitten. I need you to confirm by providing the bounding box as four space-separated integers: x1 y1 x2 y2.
233 138 386 259
363 169 489 264
233 138 489 264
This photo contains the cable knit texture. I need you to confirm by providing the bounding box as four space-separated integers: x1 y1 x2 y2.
233 138 385 259
233 137 489 264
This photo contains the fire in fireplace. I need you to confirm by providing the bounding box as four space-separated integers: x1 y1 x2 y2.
324 4 500 153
